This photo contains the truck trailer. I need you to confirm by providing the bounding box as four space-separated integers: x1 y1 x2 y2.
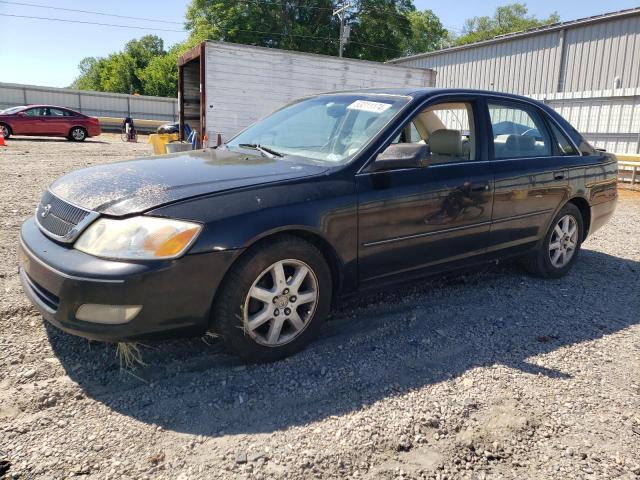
177 41 436 147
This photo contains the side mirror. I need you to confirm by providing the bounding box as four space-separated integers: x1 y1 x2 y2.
16 112 25 117
372 143 429 171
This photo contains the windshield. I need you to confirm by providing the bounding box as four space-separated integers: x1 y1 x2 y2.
226 94 410 164
0 106 25 115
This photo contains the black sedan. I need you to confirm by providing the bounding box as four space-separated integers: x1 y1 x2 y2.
19 88 618 362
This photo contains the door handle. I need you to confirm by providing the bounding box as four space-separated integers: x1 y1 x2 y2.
470 182 490 192
553 171 565 180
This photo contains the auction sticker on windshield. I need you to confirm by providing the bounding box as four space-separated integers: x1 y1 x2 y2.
347 100 392 113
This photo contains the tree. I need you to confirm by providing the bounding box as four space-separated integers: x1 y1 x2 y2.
184 0 422 61
139 42 196 98
98 53 137 93
455 3 559 45
185 0 338 55
341 0 414 61
401 9 448 56
70 35 178 96
71 57 106 91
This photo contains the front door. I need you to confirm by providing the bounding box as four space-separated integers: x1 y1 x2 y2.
18 107 51 135
357 98 494 285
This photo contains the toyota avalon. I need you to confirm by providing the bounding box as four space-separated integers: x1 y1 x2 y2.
19 89 617 362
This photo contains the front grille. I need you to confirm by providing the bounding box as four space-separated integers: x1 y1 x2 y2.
36 191 93 241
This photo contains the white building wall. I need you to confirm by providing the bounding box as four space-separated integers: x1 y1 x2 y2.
203 42 436 141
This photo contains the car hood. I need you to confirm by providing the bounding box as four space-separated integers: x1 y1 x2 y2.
49 148 329 216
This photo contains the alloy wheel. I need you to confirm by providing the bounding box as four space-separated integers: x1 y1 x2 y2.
243 259 319 347
72 128 85 141
548 214 578 268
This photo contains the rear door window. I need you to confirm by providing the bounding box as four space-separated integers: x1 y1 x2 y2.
488 102 552 159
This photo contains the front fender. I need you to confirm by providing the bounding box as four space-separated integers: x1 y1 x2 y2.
148 174 359 290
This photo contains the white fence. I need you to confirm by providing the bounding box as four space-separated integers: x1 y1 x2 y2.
531 88 640 155
0 82 178 123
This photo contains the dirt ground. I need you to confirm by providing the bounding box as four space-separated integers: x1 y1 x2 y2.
0 134 639 480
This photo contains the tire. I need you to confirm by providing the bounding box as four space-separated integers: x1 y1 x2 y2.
68 127 87 142
523 203 584 278
0 123 11 139
212 235 332 362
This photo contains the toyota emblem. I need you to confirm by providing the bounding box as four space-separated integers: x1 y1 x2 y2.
41 204 52 218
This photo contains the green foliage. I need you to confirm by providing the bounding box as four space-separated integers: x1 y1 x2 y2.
185 0 338 54
401 9 448 56
342 0 415 61
138 42 196 98
455 3 560 45
70 34 180 97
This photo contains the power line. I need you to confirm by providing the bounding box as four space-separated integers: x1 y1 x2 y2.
0 13 185 32
0 0 462 34
0 13 407 55
0 0 183 25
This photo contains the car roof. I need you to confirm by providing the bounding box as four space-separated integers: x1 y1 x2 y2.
322 87 539 104
21 104 80 112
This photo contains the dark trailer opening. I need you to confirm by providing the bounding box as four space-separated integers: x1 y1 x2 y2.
177 44 205 148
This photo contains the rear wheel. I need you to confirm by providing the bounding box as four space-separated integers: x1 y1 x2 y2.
523 203 583 278
68 127 86 142
212 236 332 362
0 123 10 139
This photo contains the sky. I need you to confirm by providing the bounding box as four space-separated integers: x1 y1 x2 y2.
1 0 639 88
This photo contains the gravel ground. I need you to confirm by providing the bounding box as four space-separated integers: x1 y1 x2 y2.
1 134 639 480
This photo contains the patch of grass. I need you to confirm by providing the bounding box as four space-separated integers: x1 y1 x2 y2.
201 330 220 346
115 342 146 369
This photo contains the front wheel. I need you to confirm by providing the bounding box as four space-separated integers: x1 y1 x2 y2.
0 123 11 139
523 203 584 278
69 127 87 142
212 236 332 362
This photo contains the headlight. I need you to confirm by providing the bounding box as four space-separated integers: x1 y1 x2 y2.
74 216 202 260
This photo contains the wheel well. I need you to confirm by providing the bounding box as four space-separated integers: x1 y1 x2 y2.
271 231 341 299
232 230 344 301
567 197 591 238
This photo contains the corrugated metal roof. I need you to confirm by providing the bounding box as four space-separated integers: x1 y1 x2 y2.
388 7 640 64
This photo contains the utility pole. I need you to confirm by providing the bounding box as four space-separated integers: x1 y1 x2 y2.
333 2 351 58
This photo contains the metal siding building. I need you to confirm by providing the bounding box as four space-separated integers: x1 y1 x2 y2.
389 8 640 153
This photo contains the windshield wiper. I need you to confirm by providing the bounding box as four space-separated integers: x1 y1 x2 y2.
238 143 283 158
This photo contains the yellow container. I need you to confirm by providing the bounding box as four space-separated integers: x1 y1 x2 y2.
147 133 179 154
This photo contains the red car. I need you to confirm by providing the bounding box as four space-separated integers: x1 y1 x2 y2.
0 105 101 141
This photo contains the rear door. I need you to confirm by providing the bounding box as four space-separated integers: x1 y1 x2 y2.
486 99 573 252
46 108 71 136
357 96 494 285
